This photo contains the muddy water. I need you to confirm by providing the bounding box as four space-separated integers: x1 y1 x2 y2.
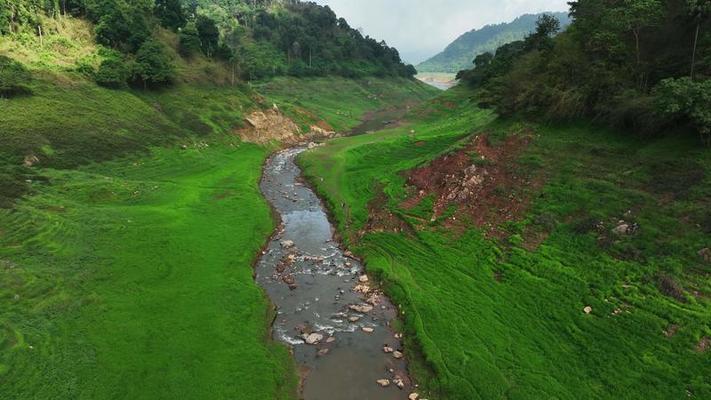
256 148 411 400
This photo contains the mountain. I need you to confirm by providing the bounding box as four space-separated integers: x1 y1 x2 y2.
417 12 571 73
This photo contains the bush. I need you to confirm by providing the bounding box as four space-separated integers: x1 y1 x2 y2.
0 55 32 98
95 57 131 89
655 77 711 143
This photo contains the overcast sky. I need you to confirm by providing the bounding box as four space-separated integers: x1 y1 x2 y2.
312 0 571 64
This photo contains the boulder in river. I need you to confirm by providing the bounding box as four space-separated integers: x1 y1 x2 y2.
362 327 374 333
303 333 324 345
281 240 295 248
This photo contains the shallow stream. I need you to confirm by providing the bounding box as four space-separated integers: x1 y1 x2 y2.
256 148 411 400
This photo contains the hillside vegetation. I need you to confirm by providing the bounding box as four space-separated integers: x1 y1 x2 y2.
417 12 571 74
458 0 711 141
300 86 711 400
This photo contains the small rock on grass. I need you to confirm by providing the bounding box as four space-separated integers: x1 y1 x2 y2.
408 393 419 400
583 306 593 314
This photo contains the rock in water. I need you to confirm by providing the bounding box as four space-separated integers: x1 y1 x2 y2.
303 333 323 345
376 379 391 387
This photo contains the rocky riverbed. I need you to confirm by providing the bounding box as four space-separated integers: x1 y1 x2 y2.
256 147 417 400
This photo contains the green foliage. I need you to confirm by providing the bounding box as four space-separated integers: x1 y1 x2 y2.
132 39 175 87
178 21 202 58
459 0 711 138
90 0 153 52
95 55 131 88
655 77 711 141
155 0 186 31
196 14 219 57
0 55 32 97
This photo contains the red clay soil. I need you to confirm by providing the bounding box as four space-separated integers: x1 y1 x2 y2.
402 133 541 237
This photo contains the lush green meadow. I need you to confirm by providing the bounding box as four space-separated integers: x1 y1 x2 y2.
300 88 711 399
0 140 299 399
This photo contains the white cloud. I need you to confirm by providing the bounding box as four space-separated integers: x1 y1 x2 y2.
312 0 570 64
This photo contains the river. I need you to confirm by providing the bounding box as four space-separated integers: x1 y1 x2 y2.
256 148 413 400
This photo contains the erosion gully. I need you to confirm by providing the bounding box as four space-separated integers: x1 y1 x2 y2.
256 147 412 400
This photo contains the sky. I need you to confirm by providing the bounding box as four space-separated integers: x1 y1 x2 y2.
312 0 571 65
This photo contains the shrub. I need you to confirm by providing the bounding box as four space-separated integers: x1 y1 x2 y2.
95 57 130 89
0 55 32 98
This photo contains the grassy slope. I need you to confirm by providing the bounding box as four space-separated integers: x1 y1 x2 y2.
300 88 711 399
0 17 440 399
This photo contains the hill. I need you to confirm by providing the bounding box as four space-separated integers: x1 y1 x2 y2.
417 12 571 73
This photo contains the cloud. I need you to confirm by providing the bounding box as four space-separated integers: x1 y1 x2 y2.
312 0 570 64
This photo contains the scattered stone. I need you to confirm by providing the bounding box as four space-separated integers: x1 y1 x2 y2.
383 345 394 353
394 333 403 339
362 327 374 333
317 348 330 357
393 351 403 359
281 240 295 248
612 223 630 235
353 284 370 293
349 304 373 313
376 379 391 387
23 154 39 167
583 306 593 314
349 316 361 323
326 336 336 343
393 377 405 389
408 393 419 400
358 275 369 283
303 333 324 345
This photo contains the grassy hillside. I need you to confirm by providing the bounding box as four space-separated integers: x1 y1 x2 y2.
300 88 711 399
417 12 571 74
0 14 438 399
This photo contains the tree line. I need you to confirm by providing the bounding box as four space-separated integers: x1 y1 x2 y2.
0 0 417 90
457 0 711 142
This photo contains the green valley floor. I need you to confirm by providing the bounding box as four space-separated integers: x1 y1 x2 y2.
299 88 711 399
0 73 437 399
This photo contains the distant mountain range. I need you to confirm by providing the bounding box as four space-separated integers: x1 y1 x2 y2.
417 12 571 73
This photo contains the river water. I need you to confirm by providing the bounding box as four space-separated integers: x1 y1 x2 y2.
256 148 412 400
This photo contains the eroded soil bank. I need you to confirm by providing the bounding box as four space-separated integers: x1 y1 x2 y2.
256 148 413 400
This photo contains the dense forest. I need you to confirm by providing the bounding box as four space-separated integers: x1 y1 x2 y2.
417 12 571 73
0 0 416 90
458 0 711 142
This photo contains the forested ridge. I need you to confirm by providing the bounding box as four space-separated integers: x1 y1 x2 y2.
0 0 416 91
417 12 571 73
458 0 711 141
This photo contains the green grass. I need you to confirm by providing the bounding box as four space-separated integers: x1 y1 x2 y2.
254 76 439 132
1 33 439 396
0 139 297 399
299 88 711 399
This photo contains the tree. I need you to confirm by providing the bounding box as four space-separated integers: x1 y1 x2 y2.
178 22 202 58
688 0 711 79
155 0 186 31
617 0 664 66
524 14 561 51
656 77 711 143
196 15 219 57
132 40 174 88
